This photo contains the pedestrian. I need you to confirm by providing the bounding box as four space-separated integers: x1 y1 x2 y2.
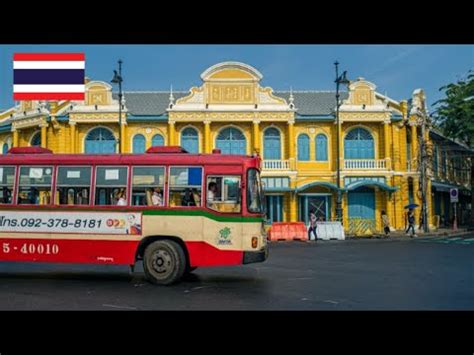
405 209 416 237
308 209 317 241
381 210 390 237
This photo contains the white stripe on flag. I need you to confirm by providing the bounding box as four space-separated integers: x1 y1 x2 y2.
13 61 85 70
14 85 85 93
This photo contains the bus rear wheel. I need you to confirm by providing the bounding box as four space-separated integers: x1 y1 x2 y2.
143 240 186 285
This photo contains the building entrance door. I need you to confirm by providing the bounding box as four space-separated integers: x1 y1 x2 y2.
299 195 331 225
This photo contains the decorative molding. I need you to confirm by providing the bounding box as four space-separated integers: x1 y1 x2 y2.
200 61 263 81
258 87 287 105
69 113 123 123
339 111 390 121
169 111 293 122
175 86 204 105
11 116 45 130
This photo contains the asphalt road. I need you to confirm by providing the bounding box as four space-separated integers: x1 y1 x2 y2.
0 234 473 310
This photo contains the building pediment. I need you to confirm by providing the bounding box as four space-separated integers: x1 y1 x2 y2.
171 61 291 112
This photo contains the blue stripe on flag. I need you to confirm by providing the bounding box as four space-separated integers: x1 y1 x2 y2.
14 69 85 85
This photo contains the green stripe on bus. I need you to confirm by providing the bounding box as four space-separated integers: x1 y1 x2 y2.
142 209 263 223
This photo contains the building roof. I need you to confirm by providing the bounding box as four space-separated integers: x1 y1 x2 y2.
430 128 474 154
114 90 348 117
114 91 188 116
277 91 348 116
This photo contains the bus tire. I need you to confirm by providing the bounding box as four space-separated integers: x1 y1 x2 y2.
143 240 186 285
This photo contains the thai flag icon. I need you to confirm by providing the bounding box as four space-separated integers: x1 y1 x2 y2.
13 53 85 101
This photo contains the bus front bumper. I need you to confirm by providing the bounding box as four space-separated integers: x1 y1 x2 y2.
242 244 269 264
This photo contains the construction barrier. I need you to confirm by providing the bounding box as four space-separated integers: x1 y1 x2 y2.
316 222 345 240
267 222 308 241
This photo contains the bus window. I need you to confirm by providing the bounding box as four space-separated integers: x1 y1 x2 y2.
95 167 128 206
132 167 165 206
206 176 241 213
56 167 91 205
169 167 202 207
0 166 15 204
18 166 53 205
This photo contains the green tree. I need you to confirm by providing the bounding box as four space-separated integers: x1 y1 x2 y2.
434 70 474 148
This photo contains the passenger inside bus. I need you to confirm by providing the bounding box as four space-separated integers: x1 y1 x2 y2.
207 182 218 202
95 167 128 206
18 167 52 205
206 176 241 213
56 167 91 205
181 188 196 207
0 167 15 204
57 187 90 205
151 187 163 206
115 189 127 206
168 167 202 208
131 167 165 207
0 187 12 204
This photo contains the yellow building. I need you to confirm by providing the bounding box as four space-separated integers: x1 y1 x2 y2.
0 61 471 234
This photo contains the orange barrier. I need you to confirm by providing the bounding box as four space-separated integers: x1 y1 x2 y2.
267 222 308 241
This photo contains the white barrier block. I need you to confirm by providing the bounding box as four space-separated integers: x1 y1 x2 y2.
315 222 345 240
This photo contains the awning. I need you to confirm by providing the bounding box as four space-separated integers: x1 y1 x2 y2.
296 181 342 192
432 181 470 192
345 180 398 192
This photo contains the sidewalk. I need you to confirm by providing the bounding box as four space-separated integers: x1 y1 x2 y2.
367 228 471 239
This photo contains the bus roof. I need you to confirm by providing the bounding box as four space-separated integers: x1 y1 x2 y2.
0 147 261 168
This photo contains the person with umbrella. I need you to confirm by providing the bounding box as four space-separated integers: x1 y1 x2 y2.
404 204 418 237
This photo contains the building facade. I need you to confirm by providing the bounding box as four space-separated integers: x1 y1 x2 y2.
0 61 471 234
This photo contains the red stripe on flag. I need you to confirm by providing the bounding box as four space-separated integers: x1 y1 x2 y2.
13 53 85 61
14 93 85 100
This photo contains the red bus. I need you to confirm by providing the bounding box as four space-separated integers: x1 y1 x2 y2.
0 146 268 285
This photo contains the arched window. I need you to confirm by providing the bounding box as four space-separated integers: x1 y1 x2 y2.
132 134 146 154
344 128 374 159
315 134 328 161
84 127 116 154
297 134 309 161
30 132 41 147
2 143 8 154
180 127 199 153
263 127 281 160
216 127 246 155
151 134 164 147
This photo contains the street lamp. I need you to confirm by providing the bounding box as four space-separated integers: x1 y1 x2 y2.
111 60 123 153
334 61 350 222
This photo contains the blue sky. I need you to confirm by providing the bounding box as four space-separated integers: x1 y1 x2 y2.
1 45 473 110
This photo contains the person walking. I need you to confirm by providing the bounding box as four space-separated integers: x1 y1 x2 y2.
406 209 416 237
381 210 390 237
308 210 317 241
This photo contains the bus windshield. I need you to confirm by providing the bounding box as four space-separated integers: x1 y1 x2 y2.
247 169 264 214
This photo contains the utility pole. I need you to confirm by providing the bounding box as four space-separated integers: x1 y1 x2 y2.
419 108 430 233
111 60 123 153
334 61 350 223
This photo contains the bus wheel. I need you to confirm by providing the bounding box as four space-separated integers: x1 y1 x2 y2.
143 240 186 285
